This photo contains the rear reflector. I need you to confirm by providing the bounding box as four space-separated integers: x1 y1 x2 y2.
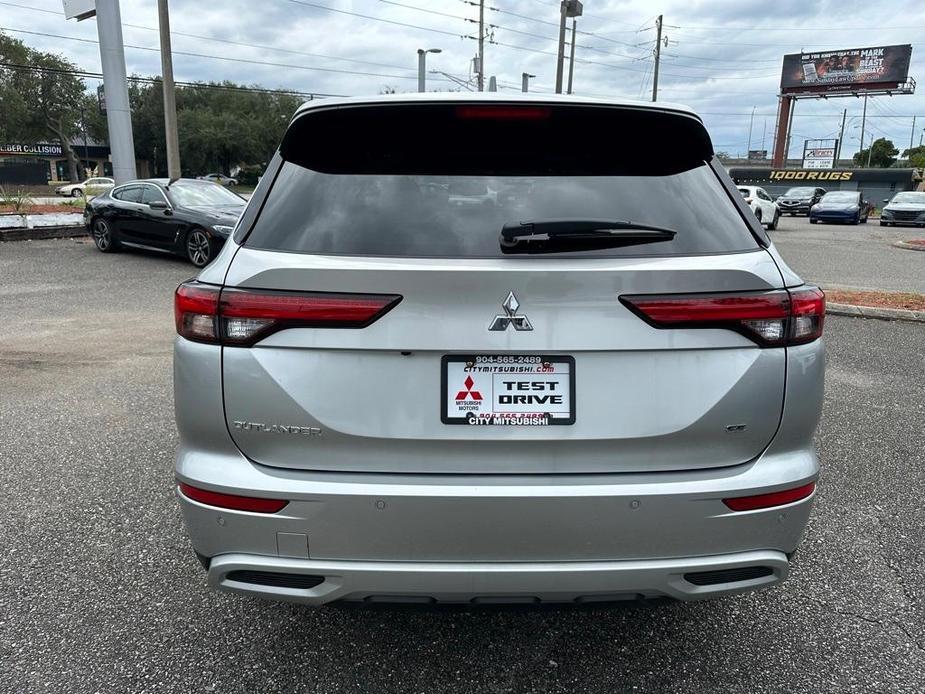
174 282 401 346
620 286 825 347
178 482 289 513
723 482 815 512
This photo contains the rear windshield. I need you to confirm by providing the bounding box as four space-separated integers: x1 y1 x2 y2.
822 192 858 203
245 103 757 258
246 162 757 258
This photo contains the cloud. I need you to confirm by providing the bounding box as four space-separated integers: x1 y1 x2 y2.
4 0 923 157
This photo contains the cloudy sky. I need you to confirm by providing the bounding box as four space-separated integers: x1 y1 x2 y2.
3 0 924 159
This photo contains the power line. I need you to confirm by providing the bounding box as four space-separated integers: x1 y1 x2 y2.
281 0 464 38
0 2 424 73
0 26 457 84
0 61 346 98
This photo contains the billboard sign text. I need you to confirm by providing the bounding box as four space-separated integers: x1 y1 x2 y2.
781 45 912 95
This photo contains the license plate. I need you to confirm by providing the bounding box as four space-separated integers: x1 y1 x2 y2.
442 355 575 426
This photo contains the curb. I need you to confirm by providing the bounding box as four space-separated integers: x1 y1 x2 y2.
827 302 925 323
0 226 88 242
893 241 925 252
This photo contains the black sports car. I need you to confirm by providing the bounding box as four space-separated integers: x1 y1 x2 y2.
84 178 245 267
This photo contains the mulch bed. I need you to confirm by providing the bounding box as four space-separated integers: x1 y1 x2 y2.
827 290 925 311
906 239 925 247
0 204 82 215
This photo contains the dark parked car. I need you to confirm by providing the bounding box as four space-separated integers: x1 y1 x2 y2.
808 191 869 225
85 178 245 267
775 186 826 216
880 191 925 227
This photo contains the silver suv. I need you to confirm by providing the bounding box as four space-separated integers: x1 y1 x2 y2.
174 95 825 605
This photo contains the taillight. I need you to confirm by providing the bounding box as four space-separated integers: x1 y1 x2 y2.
178 482 288 513
175 282 220 343
723 482 815 511
175 281 401 346
620 286 825 347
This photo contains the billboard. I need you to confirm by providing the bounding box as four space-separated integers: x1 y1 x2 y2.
781 45 912 94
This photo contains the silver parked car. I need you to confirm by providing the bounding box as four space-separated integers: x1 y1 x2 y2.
174 95 825 605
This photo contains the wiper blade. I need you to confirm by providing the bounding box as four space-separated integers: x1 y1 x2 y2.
500 219 677 254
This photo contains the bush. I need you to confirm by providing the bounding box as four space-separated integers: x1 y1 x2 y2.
235 164 265 186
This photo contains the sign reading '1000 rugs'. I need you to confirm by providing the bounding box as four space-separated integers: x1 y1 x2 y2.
769 170 854 181
0 143 64 157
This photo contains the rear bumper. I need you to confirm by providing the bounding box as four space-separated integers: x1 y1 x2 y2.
810 211 858 222
207 549 790 604
176 447 818 604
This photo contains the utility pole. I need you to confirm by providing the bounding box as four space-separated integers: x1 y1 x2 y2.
566 18 577 94
836 108 847 161
157 0 180 183
858 93 868 166
477 0 485 91
555 1 582 94
651 14 663 102
746 106 756 154
488 76 497 92
910 115 917 154
521 72 535 92
866 132 873 168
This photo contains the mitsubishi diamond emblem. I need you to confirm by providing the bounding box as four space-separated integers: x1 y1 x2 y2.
488 292 533 331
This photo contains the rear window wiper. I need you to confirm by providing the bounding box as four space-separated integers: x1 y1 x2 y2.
500 219 677 254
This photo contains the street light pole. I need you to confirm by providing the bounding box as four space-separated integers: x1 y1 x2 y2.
417 48 441 92
858 93 868 166
522 72 535 93
555 0 582 94
746 105 756 154
836 108 847 161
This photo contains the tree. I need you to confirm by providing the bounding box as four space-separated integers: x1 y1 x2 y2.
0 32 94 181
902 145 925 168
853 137 899 168
126 79 300 177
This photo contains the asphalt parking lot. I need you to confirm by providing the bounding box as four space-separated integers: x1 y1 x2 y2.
769 214 924 293
1 237 923 693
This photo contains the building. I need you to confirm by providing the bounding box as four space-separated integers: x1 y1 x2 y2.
0 140 114 186
727 166 920 205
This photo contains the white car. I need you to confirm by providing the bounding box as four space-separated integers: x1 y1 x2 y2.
55 177 115 198
737 185 779 230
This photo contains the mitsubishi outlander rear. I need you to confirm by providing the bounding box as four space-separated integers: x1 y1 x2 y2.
173 95 824 605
